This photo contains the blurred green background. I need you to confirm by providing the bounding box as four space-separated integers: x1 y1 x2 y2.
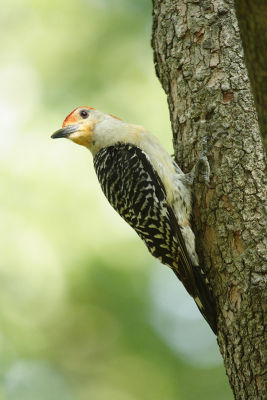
0 1 232 399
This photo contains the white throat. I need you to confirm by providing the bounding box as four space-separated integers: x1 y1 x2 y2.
90 116 143 156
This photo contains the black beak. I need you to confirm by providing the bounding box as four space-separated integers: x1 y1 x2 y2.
51 124 79 139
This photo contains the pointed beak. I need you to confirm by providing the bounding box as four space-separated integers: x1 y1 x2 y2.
51 124 79 139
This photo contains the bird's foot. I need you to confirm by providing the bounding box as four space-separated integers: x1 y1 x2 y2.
183 135 213 187
184 154 211 187
182 130 225 187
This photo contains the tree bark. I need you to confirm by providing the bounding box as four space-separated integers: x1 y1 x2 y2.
151 1 266 399
234 0 267 150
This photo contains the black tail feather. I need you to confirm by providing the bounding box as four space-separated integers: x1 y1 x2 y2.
173 266 217 334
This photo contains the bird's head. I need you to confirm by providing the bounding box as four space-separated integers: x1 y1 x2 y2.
51 106 148 156
51 106 122 152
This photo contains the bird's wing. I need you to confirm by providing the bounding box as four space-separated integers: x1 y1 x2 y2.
94 143 217 333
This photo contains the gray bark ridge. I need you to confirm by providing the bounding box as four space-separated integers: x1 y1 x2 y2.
152 1 266 399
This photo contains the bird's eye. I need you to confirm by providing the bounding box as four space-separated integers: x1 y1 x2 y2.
80 109 89 119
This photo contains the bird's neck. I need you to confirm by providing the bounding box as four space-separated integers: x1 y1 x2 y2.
89 119 145 156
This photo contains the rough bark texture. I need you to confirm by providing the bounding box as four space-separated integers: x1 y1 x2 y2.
151 1 266 399
234 0 267 150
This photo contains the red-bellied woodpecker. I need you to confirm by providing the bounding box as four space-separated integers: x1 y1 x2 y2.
51 106 217 334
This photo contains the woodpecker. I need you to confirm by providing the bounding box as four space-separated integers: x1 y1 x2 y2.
51 106 217 334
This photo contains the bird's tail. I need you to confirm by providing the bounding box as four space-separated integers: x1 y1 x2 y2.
192 265 217 334
173 266 217 334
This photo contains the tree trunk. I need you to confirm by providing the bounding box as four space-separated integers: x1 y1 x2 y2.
151 1 266 399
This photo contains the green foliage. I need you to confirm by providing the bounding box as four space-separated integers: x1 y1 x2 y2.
0 0 232 398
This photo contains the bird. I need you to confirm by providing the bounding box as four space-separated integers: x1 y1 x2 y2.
51 106 217 334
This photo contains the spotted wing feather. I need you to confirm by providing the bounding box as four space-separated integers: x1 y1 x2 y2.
94 143 217 333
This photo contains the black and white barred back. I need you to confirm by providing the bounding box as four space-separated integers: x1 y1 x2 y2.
94 143 217 334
